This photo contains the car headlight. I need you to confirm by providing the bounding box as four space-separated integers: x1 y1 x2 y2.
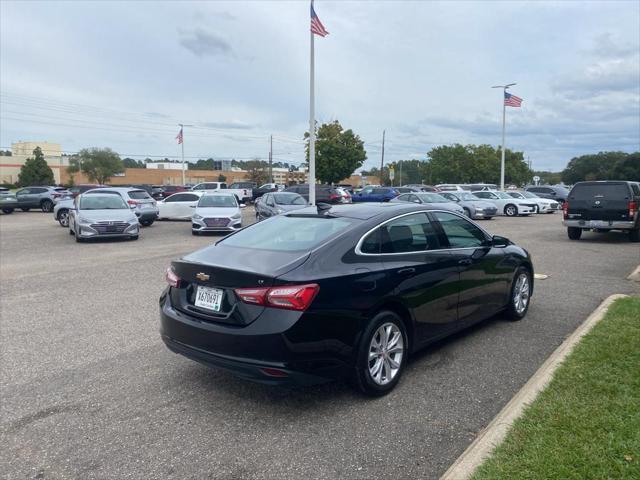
231 212 241 219
78 216 92 224
276 208 284 214
192 214 203 220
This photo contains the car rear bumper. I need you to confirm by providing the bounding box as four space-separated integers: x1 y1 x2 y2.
136 210 159 221
563 219 637 230
159 292 350 385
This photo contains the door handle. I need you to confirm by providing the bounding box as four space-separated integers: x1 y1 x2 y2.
397 267 415 275
458 258 473 266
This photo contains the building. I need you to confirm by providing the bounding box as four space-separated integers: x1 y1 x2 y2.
269 167 308 185
1 141 70 185
146 162 187 171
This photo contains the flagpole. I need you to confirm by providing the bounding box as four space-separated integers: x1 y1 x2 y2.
492 82 516 191
308 27 316 206
500 99 506 191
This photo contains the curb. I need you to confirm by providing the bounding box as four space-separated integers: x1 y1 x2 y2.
440 293 629 480
627 265 640 282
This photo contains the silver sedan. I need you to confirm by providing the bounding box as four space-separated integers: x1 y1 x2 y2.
69 194 140 242
390 192 465 215
440 191 499 219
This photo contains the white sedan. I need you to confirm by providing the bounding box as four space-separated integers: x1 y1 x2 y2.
472 190 536 217
157 191 204 220
191 193 245 235
507 191 559 213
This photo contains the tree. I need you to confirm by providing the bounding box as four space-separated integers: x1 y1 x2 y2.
122 157 146 168
217 173 227 182
68 148 124 185
424 144 532 186
305 120 367 184
561 151 639 183
532 170 562 185
17 147 54 186
244 159 269 185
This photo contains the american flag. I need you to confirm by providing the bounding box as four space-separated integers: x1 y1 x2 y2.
310 1 329 37
176 127 183 144
504 92 523 107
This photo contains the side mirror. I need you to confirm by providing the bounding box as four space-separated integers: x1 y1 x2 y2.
491 235 510 247
240 203 246 208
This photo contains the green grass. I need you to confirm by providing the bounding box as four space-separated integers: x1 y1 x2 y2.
473 296 640 480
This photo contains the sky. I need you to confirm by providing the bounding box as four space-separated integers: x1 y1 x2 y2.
1 0 639 172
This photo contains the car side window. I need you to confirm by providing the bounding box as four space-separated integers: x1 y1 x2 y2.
474 192 488 199
407 194 419 203
365 213 437 254
166 193 187 202
434 212 488 248
266 194 275 206
16 188 30 195
631 184 640 196
32 188 47 194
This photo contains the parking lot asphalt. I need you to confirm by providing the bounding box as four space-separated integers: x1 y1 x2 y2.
1 208 638 480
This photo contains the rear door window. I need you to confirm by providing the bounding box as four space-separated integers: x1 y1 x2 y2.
631 184 640 196
360 213 439 254
570 183 630 200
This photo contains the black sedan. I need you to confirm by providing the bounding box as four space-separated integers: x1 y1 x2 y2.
160 203 534 396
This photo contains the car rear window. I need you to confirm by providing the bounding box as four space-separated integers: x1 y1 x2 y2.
221 215 355 251
128 190 152 200
570 183 630 200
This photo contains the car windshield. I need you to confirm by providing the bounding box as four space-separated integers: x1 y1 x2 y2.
457 192 480 201
522 191 538 198
80 195 127 210
274 193 306 205
198 195 237 207
417 193 449 203
494 192 513 199
128 190 152 200
221 215 354 251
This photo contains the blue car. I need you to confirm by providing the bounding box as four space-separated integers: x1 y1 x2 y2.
352 186 399 202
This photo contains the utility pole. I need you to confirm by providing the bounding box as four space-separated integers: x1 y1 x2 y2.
269 135 273 184
380 129 385 186
399 159 403 187
491 83 516 191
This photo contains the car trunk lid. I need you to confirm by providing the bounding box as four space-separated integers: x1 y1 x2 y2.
170 245 310 325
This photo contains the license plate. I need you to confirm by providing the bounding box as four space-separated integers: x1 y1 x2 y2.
140 204 153 209
194 286 223 312
588 220 609 228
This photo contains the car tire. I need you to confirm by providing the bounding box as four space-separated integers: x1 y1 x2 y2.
41 199 54 212
57 209 69 227
629 228 640 243
2 207 14 214
463 208 471 218
504 204 518 217
21 207 30 212
567 227 582 240
533 205 539 214
354 310 408 397
483 216 492 220
69 228 74 235
505 267 532 321
140 219 154 227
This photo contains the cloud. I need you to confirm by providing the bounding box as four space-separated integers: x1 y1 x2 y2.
178 28 231 57
200 120 254 130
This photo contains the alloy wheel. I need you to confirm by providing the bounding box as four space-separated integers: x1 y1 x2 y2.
368 322 404 386
58 211 69 227
513 273 530 314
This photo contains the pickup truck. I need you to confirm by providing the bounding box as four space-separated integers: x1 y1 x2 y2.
563 181 640 242
191 182 253 204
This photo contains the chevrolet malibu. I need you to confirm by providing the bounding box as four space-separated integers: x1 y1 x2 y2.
160 203 534 396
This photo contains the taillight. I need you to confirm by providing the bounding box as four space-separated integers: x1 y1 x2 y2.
234 284 319 311
165 267 180 288
329 193 340 201
562 201 569 219
629 201 637 218
235 287 269 305
127 199 138 206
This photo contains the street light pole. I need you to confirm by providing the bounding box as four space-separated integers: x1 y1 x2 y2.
491 83 516 191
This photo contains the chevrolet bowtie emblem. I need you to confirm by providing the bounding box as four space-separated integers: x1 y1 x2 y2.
196 272 210 281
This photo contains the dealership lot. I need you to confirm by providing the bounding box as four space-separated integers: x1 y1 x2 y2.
1 210 638 479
